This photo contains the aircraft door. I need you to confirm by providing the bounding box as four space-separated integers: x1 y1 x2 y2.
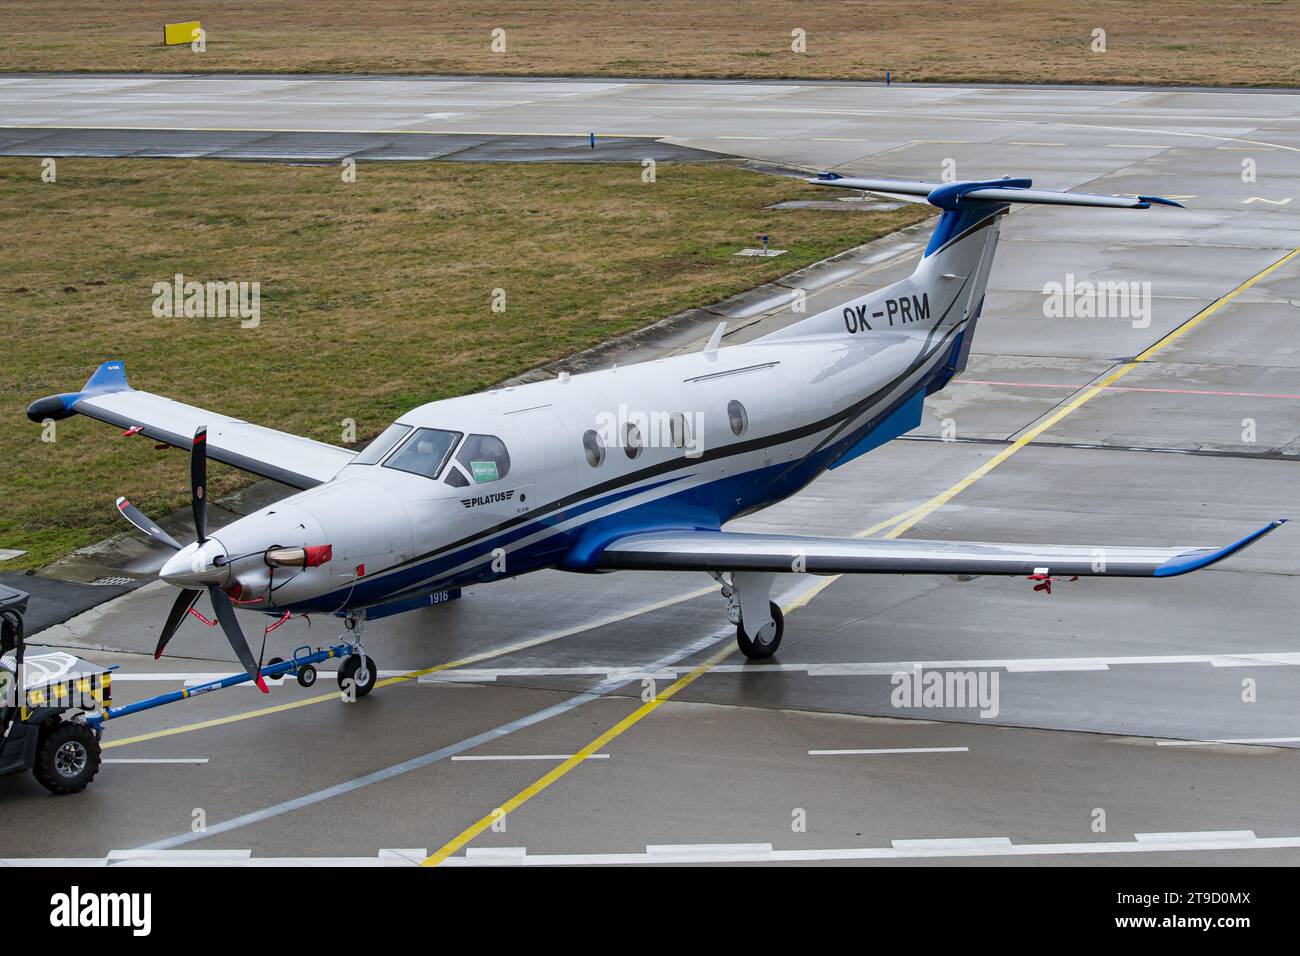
512 407 578 513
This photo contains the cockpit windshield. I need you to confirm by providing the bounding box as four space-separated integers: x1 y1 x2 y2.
351 423 412 465
383 428 462 480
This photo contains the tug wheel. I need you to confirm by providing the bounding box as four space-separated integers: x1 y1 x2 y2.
338 654 376 698
33 721 101 795
297 663 318 688
736 601 784 660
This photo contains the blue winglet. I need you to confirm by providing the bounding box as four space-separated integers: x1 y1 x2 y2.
26 360 131 423
1154 518 1287 577
1138 194 1184 208
81 360 131 396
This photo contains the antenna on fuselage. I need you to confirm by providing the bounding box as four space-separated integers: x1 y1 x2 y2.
703 321 727 356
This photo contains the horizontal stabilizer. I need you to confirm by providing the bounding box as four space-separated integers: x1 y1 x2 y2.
810 173 1183 210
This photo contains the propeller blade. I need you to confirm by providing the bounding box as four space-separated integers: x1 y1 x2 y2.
116 497 183 551
191 425 208 545
207 586 269 693
155 587 202 659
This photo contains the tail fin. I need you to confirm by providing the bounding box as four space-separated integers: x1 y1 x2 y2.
763 175 1180 376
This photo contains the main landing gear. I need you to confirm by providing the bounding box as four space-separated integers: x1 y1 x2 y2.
714 571 784 659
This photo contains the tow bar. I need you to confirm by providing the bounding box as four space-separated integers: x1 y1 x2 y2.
85 642 355 730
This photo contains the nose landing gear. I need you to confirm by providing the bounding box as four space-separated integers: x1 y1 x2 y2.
338 611 377 698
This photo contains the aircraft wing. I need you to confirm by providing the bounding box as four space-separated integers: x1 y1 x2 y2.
27 361 354 489
595 521 1285 578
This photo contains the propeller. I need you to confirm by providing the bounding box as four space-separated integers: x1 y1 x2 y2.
191 424 207 544
114 424 269 693
155 587 201 659
115 497 183 551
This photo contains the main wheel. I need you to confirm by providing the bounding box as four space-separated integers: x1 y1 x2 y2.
33 721 101 795
736 601 784 659
337 654 377 698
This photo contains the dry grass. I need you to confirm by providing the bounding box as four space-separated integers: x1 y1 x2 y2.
0 1 1295 86
0 158 928 568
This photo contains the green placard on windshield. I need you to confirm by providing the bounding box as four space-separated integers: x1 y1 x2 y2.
470 460 498 483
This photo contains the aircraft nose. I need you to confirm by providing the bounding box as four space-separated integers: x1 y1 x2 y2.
159 538 230 588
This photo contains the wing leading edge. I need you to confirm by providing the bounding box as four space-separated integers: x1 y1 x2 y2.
595 520 1285 578
27 360 354 489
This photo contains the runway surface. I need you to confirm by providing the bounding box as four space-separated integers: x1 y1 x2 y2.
2 75 1299 865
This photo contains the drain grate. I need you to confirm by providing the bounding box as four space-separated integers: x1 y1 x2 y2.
89 575 136 587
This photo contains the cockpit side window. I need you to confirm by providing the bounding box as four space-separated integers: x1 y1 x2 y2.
351 423 412 465
383 427 461 480
455 434 511 483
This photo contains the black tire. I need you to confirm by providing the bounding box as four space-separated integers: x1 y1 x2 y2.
297 663 318 688
736 601 784 660
265 657 285 681
33 721 101 795
337 654 376 698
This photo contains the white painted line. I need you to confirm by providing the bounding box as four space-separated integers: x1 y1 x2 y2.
1006 141 1066 147
376 849 428 863
102 758 209 765
892 837 1012 850
1156 737 1300 747
107 849 251 861
0 549 26 561
465 846 528 859
647 843 773 861
402 650 1300 684
809 747 969 756
1106 143 1176 149
1135 830 1256 844
451 754 610 761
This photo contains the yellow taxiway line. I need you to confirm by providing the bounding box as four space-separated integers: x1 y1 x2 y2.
423 244 1300 865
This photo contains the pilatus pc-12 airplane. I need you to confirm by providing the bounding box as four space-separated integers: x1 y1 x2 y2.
29 176 1284 693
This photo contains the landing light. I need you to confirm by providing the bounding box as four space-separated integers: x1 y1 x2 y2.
265 545 333 568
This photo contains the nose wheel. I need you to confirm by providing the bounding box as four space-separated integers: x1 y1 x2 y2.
338 653 377 697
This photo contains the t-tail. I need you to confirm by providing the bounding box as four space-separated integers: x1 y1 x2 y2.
764 174 1181 377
